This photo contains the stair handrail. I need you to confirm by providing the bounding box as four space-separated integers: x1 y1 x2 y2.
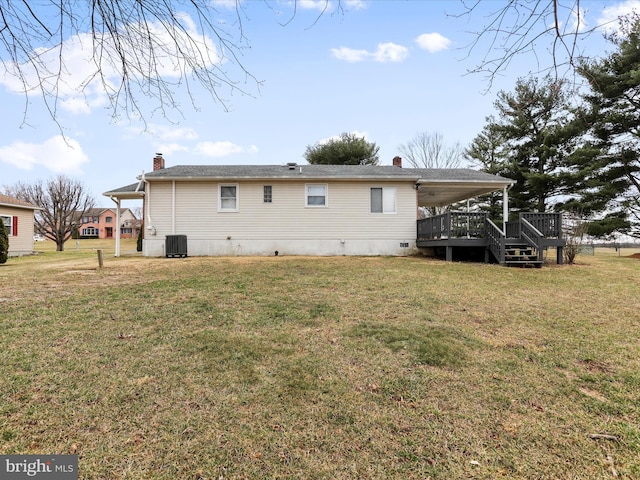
520 217 544 261
485 219 505 264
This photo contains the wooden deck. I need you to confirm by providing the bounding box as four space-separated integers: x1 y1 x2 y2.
416 212 565 266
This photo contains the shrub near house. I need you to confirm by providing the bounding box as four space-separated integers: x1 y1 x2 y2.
0 217 8 264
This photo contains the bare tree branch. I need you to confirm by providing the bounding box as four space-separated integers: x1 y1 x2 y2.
0 1 341 131
452 0 613 90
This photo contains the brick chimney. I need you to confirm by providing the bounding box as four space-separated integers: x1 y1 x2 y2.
153 153 165 171
392 156 402 168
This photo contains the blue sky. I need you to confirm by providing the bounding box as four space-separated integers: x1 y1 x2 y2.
0 0 637 206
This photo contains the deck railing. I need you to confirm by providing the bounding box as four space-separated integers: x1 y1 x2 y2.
417 212 488 240
416 211 564 265
485 219 505 264
520 218 544 261
418 211 562 243
521 212 562 238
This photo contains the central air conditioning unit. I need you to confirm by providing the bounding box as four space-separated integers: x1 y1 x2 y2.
165 235 187 258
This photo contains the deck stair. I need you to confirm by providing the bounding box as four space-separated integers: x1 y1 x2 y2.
503 242 543 267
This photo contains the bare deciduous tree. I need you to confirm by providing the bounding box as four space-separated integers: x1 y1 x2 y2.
399 131 465 217
453 0 615 88
563 211 588 264
0 1 339 128
398 131 465 170
3 176 95 252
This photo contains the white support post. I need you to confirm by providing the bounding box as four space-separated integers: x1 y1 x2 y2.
109 197 122 257
503 186 509 233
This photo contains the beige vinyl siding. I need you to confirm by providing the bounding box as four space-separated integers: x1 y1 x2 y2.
1 206 35 254
146 182 174 234
151 179 416 240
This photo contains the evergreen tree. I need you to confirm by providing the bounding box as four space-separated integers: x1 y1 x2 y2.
304 133 379 165
465 118 508 221
489 76 580 214
577 16 640 237
0 217 8 264
137 224 143 252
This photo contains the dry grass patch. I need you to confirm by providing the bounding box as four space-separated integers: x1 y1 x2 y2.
1 248 639 478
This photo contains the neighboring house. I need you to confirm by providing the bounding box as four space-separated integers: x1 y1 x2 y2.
103 154 565 265
77 208 140 239
0 194 39 256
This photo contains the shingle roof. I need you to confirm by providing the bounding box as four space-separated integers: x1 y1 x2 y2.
102 182 146 198
140 164 514 183
0 194 39 210
143 164 419 180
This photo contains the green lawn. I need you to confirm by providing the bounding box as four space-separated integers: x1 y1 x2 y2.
1 245 639 479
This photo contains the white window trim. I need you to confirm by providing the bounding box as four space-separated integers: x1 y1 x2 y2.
218 184 239 212
0 216 12 236
370 187 397 214
305 183 328 208
263 185 273 203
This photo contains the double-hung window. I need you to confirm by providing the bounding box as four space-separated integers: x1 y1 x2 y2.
370 187 396 214
263 185 273 203
306 184 327 207
219 184 239 212
0 216 12 235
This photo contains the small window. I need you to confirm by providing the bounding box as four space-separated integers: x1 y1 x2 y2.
82 227 99 237
370 187 396 214
306 184 327 207
106 217 113 223
219 184 239 211
264 185 272 203
0 216 11 236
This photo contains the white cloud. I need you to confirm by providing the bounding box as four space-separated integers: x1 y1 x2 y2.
330 46 371 62
570 7 589 33
298 0 334 10
331 43 408 63
211 0 238 8
149 124 199 142
415 33 451 53
373 43 409 62
343 0 367 10
194 141 259 157
0 136 89 174
156 143 190 156
0 13 221 115
598 0 640 32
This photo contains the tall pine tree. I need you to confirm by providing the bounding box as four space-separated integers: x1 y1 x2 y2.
465 118 508 221
489 76 580 214
577 16 640 237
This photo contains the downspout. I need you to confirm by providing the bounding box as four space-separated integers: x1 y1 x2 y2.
142 173 152 257
172 180 176 235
